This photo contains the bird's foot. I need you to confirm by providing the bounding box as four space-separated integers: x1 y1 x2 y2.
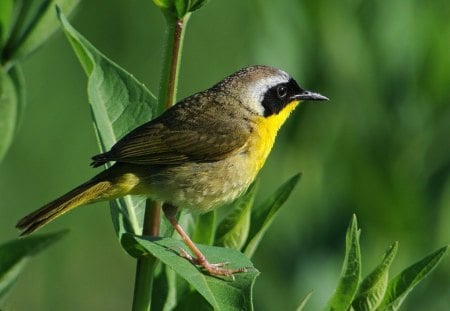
179 248 247 278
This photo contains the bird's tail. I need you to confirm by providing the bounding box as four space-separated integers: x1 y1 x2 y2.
16 163 142 236
16 178 114 236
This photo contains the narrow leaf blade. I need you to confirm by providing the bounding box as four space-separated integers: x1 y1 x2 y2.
215 182 258 250
244 173 301 258
190 0 209 12
57 9 157 236
325 215 362 310
0 67 17 163
8 64 26 131
352 242 398 311
378 245 448 310
0 231 67 301
122 234 259 311
296 290 314 311
193 211 216 246
10 0 80 60
0 0 14 47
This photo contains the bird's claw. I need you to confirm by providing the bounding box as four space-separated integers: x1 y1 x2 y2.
177 247 247 278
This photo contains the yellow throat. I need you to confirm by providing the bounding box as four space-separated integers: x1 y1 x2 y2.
251 100 300 171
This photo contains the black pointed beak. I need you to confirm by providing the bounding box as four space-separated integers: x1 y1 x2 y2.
291 90 329 101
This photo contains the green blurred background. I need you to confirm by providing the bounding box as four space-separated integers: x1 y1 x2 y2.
1 0 449 310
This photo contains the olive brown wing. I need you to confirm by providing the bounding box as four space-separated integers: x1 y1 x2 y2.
91 102 251 167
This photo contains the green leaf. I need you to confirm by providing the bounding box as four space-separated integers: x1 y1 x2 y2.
378 245 448 311
193 211 216 246
352 242 398 311
174 0 188 18
8 0 80 61
215 182 258 250
190 0 209 12
57 8 157 236
8 64 26 131
151 266 183 311
325 215 362 311
153 0 172 10
0 230 67 302
0 67 17 163
122 234 259 310
110 197 146 238
153 0 209 19
3 0 51 60
296 290 314 311
173 290 212 311
0 0 13 47
244 173 301 258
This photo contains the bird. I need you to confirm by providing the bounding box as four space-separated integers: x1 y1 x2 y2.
17 65 328 276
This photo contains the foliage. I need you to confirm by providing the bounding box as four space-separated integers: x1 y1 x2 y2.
0 0 448 310
57 8 156 237
0 0 79 163
122 234 259 310
0 1 76 307
325 215 361 310
0 231 66 303
153 0 209 18
317 217 447 311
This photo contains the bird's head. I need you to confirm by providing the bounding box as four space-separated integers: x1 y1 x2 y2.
215 65 328 118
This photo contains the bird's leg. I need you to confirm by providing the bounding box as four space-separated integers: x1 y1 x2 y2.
162 203 247 277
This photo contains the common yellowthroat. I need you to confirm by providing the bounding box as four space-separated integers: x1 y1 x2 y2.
17 65 328 276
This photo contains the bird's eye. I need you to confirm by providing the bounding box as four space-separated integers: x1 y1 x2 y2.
277 86 287 99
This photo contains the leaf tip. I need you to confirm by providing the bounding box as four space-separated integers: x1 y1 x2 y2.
55 4 65 24
55 5 70 28
347 214 360 237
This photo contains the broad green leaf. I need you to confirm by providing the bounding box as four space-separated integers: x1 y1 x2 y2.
215 182 258 250
110 198 144 238
244 173 301 258
9 0 80 61
193 211 216 246
57 9 157 236
173 290 212 311
0 0 13 47
0 67 17 163
296 290 314 311
325 215 362 311
122 234 259 310
0 230 67 302
378 245 448 311
352 242 398 311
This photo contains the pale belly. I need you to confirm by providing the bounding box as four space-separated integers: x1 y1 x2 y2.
142 152 259 213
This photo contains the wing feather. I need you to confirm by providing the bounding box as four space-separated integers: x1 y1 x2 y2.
91 93 251 166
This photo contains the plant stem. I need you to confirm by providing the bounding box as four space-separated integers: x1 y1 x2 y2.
158 13 190 113
131 12 190 311
131 201 161 311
